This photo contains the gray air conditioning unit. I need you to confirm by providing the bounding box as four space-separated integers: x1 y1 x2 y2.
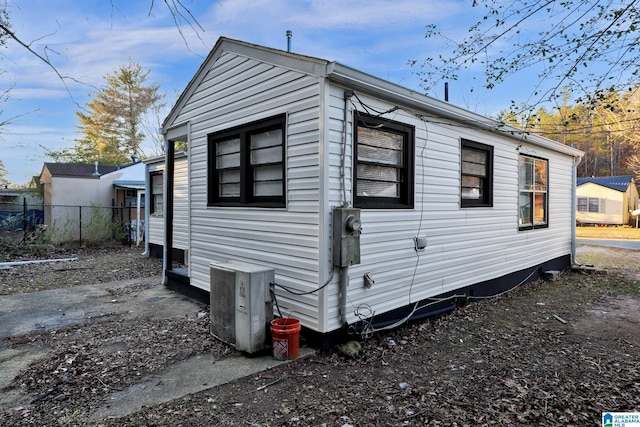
209 260 274 354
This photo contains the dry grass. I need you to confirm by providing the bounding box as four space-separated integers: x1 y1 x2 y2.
576 225 640 239
576 246 640 278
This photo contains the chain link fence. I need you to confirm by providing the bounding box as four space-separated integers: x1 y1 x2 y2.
0 200 144 245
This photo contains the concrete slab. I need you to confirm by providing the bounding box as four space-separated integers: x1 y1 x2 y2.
90 347 314 420
0 277 201 339
0 277 315 418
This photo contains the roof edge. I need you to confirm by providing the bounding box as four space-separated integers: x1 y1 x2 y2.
326 62 584 158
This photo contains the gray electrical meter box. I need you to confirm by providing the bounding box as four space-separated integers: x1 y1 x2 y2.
333 207 361 267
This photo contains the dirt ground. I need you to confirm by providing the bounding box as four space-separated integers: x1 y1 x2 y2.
1 242 639 426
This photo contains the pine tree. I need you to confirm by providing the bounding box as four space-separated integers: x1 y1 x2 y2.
55 61 164 165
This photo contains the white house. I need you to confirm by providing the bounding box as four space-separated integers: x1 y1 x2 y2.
159 37 584 348
576 176 639 226
144 151 189 264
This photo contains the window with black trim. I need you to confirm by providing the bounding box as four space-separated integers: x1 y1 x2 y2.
518 155 548 229
151 172 163 214
208 114 286 207
461 139 493 207
354 112 414 208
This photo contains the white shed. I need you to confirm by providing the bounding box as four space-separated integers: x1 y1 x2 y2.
161 37 583 347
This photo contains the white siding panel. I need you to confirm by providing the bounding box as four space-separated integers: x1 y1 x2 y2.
171 48 578 335
148 216 163 245
172 157 189 250
174 52 324 331
320 85 577 332
145 156 188 250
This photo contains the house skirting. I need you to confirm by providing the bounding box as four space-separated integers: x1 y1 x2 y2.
149 243 187 264
304 254 571 352
164 254 571 353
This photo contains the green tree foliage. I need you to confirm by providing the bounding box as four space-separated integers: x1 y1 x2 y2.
50 61 164 165
417 1 640 115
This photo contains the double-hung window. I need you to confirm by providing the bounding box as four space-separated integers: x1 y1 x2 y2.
461 139 493 207
518 155 548 229
577 197 602 212
151 173 163 215
577 197 588 212
353 112 414 208
208 114 286 207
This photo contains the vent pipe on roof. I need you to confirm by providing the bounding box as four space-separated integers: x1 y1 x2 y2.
444 82 449 102
93 161 100 176
286 30 292 52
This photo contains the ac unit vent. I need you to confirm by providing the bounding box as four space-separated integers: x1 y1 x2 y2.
210 260 274 354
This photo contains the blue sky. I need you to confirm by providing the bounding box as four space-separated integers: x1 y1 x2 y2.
2 0 518 184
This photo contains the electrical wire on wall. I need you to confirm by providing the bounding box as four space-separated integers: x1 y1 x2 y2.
343 91 550 340
350 265 541 339
269 269 336 318
344 91 436 335
407 113 430 304
341 91 353 206
270 91 358 318
272 89 542 335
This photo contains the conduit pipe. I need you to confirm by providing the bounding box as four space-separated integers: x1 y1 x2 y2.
339 90 354 326
0 257 78 270
571 155 583 266
339 267 349 326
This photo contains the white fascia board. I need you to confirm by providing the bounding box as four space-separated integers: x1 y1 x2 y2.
143 154 165 165
325 62 584 158
165 123 190 141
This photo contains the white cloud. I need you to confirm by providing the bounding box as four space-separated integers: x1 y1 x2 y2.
0 0 507 184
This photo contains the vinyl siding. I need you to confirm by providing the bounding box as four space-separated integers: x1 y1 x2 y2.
170 52 324 331
321 87 576 332
165 42 579 335
146 155 188 251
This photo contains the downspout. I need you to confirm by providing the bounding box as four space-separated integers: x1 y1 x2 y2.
571 155 583 266
142 170 150 256
339 90 354 326
136 190 142 246
161 135 168 285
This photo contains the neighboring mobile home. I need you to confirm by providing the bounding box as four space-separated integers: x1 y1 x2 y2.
576 176 640 226
160 37 584 347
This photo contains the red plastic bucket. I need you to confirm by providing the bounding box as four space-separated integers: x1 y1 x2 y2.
270 317 301 360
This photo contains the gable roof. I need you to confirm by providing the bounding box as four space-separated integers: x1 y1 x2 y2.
577 175 634 192
163 37 584 159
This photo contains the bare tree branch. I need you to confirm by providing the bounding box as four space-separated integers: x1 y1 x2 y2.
0 21 85 105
